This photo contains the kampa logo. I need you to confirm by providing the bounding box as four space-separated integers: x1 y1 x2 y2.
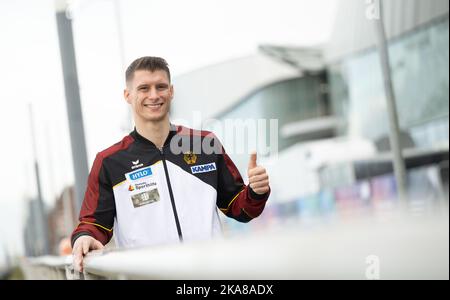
131 159 144 170
129 167 152 180
128 185 135 191
191 163 217 174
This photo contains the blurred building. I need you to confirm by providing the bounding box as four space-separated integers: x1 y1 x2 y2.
172 0 449 231
23 198 49 257
47 186 77 255
24 186 77 256
325 0 448 151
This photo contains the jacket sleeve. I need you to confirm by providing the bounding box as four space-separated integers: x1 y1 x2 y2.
216 144 270 223
70 154 115 247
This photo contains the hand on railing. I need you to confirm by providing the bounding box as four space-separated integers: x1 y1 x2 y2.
72 236 104 272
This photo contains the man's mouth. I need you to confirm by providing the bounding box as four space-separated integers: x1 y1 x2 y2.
143 103 163 108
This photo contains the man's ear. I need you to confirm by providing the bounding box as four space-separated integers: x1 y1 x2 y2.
169 85 174 100
124 88 131 104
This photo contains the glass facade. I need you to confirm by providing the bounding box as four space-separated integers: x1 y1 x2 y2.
206 75 329 173
328 17 449 151
213 17 449 156
215 75 329 150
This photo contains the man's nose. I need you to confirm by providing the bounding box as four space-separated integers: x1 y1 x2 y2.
147 87 159 99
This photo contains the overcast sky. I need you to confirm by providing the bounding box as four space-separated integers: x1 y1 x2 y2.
0 0 337 258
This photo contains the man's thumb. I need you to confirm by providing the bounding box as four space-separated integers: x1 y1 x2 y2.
248 152 257 170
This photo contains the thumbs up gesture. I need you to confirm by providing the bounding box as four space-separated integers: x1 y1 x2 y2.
248 152 270 195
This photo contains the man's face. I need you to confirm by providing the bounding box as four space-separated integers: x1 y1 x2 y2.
124 69 173 123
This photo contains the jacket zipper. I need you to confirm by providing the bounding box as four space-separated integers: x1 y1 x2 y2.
160 147 183 242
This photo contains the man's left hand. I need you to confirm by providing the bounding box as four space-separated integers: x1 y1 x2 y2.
247 152 270 195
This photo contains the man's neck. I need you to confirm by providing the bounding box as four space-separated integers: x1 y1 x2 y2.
135 119 171 149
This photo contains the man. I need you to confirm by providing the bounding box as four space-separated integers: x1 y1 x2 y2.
71 57 271 272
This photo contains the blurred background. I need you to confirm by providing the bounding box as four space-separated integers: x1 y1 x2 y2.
0 0 448 279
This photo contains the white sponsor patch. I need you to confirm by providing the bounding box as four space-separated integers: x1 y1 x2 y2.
191 162 217 174
125 166 159 208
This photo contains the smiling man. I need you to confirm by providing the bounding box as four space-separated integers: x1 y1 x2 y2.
71 57 271 272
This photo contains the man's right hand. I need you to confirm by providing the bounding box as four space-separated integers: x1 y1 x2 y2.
72 235 104 272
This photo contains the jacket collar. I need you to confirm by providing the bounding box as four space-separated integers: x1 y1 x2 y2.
130 123 179 149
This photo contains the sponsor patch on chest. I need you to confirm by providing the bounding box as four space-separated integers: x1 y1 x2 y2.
127 167 152 180
191 162 217 174
125 166 160 208
130 189 160 208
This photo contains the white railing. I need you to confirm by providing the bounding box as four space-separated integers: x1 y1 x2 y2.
21 213 449 280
